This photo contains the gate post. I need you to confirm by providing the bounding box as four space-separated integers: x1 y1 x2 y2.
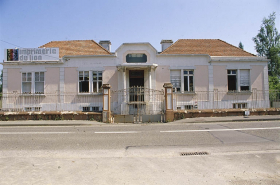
102 84 111 123
163 83 174 122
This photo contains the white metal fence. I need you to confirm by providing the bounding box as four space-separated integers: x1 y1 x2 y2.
0 90 279 112
174 90 279 110
0 92 103 112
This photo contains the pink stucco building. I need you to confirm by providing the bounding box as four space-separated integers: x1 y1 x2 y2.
2 39 269 115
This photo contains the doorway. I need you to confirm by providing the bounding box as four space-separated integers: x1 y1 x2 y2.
128 70 145 113
129 70 144 87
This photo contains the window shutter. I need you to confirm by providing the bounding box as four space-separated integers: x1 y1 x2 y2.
170 70 181 88
35 82 44 93
240 70 250 86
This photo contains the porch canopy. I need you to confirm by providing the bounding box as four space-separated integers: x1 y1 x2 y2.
117 63 158 90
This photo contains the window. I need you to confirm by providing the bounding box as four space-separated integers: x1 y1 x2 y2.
79 71 102 93
93 71 102 93
228 70 237 91
79 71 89 93
22 72 45 94
126 53 147 63
228 70 250 92
22 72 32 93
92 107 99 111
170 69 194 92
35 72 44 94
83 107 90 112
233 103 247 109
170 70 181 92
185 105 194 110
82 106 100 112
25 107 32 111
240 70 250 91
34 107 41 111
184 70 194 92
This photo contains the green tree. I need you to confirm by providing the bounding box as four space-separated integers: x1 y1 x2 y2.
253 12 280 90
238 42 244 50
253 12 280 57
267 46 280 76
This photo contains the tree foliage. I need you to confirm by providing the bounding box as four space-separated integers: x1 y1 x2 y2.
238 42 244 50
267 46 280 76
253 12 280 57
253 12 280 90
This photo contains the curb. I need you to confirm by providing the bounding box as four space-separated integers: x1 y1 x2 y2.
176 118 280 124
0 123 96 127
1 118 280 126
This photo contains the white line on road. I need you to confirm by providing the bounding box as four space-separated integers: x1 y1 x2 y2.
160 127 280 133
95 131 140 134
0 132 73 135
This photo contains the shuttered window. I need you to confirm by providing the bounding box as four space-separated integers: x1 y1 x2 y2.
35 72 44 94
22 72 32 93
240 70 250 91
170 70 181 92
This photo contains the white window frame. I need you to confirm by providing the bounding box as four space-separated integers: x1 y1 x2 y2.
170 70 181 92
78 71 103 94
227 69 250 92
170 69 195 93
183 70 194 92
239 69 250 91
227 70 237 91
79 71 90 93
35 72 44 94
92 71 103 93
22 72 32 94
22 72 45 94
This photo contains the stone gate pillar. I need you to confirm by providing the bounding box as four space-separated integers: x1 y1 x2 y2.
102 84 111 123
163 83 174 122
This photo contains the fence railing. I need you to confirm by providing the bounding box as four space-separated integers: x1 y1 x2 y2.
0 92 103 112
1 90 279 112
173 90 279 110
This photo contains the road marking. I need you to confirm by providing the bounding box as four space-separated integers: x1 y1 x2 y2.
0 132 73 135
160 127 280 133
95 131 140 134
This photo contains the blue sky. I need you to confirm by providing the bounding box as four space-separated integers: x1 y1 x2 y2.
0 0 279 65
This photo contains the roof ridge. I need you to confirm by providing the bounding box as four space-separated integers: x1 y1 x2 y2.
90 40 111 55
217 39 256 56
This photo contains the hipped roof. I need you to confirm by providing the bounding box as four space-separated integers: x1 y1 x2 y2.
160 39 255 56
39 40 111 58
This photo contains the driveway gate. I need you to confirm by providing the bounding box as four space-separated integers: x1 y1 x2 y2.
111 86 165 123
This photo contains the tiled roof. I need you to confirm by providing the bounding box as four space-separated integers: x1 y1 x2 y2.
161 39 255 56
39 40 111 58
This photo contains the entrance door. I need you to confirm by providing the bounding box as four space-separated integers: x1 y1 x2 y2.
129 70 145 115
129 70 144 87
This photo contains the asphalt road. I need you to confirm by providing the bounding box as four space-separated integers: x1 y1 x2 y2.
1 121 280 184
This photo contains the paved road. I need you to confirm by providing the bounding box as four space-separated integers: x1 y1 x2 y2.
1 121 280 184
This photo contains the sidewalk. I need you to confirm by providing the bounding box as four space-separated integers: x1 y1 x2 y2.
173 115 280 124
0 115 279 126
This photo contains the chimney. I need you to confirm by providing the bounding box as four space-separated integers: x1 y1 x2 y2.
99 40 111 52
160 40 173 52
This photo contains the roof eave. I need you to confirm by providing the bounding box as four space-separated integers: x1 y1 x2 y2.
62 54 116 58
210 56 269 62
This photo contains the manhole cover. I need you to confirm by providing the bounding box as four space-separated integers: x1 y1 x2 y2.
180 152 209 156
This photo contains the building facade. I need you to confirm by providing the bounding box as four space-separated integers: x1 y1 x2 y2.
2 39 269 114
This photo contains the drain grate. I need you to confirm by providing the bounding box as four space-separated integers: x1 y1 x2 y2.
180 152 209 156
